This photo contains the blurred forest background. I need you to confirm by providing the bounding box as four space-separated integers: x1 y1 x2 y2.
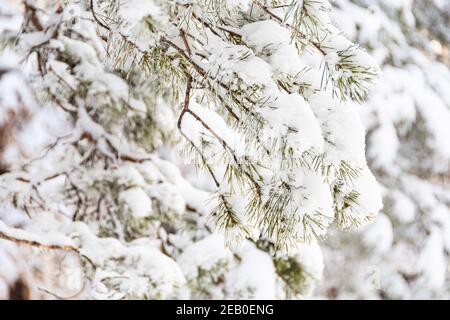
319 0 450 299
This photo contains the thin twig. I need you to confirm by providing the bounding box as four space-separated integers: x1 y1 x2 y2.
0 230 96 269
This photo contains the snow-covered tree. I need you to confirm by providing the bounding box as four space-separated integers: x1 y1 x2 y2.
0 0 383 299
319 0 450 300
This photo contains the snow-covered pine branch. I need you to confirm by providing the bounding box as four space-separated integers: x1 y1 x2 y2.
0 0 382 299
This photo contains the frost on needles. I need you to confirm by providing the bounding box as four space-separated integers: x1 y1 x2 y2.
0 0 382 299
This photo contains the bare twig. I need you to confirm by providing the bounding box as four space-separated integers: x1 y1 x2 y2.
0 229 96 269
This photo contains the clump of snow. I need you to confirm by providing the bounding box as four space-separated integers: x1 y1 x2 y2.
241 20 291 51
335 166 383 230
389 190 416 223
260 93 324 156
295 242 324 283
226 242 276 299
177 234 233 279
119 187 153 218
118 0 161 21
310 92 367 168
206 37 273 87
361 213 393 254
70 223 187 299
241 20 305 75
292 169 334 242
418 229 446 290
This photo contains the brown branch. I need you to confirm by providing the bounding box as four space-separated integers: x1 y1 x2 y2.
89 0 111 31
177 75 221 187
177 76 261 193
191 12 241 39
161 36 256 120
23 2 44 32
176 73 239 165
0 230 77 252
169 29 263 192
0 229 96 269
180 29 192 56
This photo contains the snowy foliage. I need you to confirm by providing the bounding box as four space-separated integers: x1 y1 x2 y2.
6 0 440 300
319 0 450 300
